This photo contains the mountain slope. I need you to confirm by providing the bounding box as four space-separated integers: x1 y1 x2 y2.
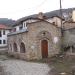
0 18 15 26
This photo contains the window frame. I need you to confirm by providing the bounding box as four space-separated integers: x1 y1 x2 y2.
0 40 2 44
0 31 2 37
3 40 6 44
3 30 5 35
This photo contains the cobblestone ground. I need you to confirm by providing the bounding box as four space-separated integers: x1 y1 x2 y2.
1 59 50 75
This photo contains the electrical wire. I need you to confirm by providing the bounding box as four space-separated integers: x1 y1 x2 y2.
4 0 47 14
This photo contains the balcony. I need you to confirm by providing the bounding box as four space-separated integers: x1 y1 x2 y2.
8 28 28 36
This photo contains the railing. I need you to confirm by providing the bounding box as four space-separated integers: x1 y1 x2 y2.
8 28 28 36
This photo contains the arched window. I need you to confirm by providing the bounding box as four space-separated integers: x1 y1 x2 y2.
20 42 25 53
13 43 17 52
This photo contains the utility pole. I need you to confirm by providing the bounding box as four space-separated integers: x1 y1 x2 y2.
60 0 63 36
60 0 64 53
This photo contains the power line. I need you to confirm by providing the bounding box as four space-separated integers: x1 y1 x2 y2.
3 0 47 14
34 0 47 10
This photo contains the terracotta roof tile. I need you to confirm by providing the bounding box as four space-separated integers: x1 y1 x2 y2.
0 24 9 29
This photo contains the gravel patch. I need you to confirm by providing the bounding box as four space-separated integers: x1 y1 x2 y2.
1 59 50 75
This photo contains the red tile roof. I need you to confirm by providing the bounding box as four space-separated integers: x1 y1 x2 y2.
0 24 10 29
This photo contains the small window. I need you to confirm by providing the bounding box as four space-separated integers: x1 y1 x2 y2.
9 30 12 32
19 25 23 30
0 40 2 44
3 40 6 44
3 30 5 35
0 31 2 37
23 22 27 29
13 28 16 32
52 22 55 24
24 22 27 27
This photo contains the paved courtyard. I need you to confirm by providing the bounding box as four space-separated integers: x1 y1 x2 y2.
0 59 50 75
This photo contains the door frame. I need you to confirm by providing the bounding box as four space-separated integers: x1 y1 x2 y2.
41 39 48 58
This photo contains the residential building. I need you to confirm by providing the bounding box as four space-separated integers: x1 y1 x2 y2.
0 24 11 52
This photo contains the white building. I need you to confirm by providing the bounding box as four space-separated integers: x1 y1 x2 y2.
0 24 11 51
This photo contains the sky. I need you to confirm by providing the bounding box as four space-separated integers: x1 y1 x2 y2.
0 0 75 20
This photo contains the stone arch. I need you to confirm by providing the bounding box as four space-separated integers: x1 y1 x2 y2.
13 43 17 52
20 42 25 53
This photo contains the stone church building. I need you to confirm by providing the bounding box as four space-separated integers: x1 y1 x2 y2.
7 10 75 60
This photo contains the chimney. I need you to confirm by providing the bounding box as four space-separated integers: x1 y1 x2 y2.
37 12 44 19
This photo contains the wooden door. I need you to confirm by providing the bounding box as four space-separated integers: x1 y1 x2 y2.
41 40 48 58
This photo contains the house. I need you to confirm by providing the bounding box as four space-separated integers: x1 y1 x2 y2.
0 24 11 52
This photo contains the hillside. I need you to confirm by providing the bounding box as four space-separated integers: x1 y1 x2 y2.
17 7 75 24
0 8 75 26
0 18 15 26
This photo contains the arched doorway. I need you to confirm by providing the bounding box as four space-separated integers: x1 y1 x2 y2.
20 42 25 53
13 43 17 52
41 40 48 58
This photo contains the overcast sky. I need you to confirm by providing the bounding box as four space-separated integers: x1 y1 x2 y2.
0 0 75 20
